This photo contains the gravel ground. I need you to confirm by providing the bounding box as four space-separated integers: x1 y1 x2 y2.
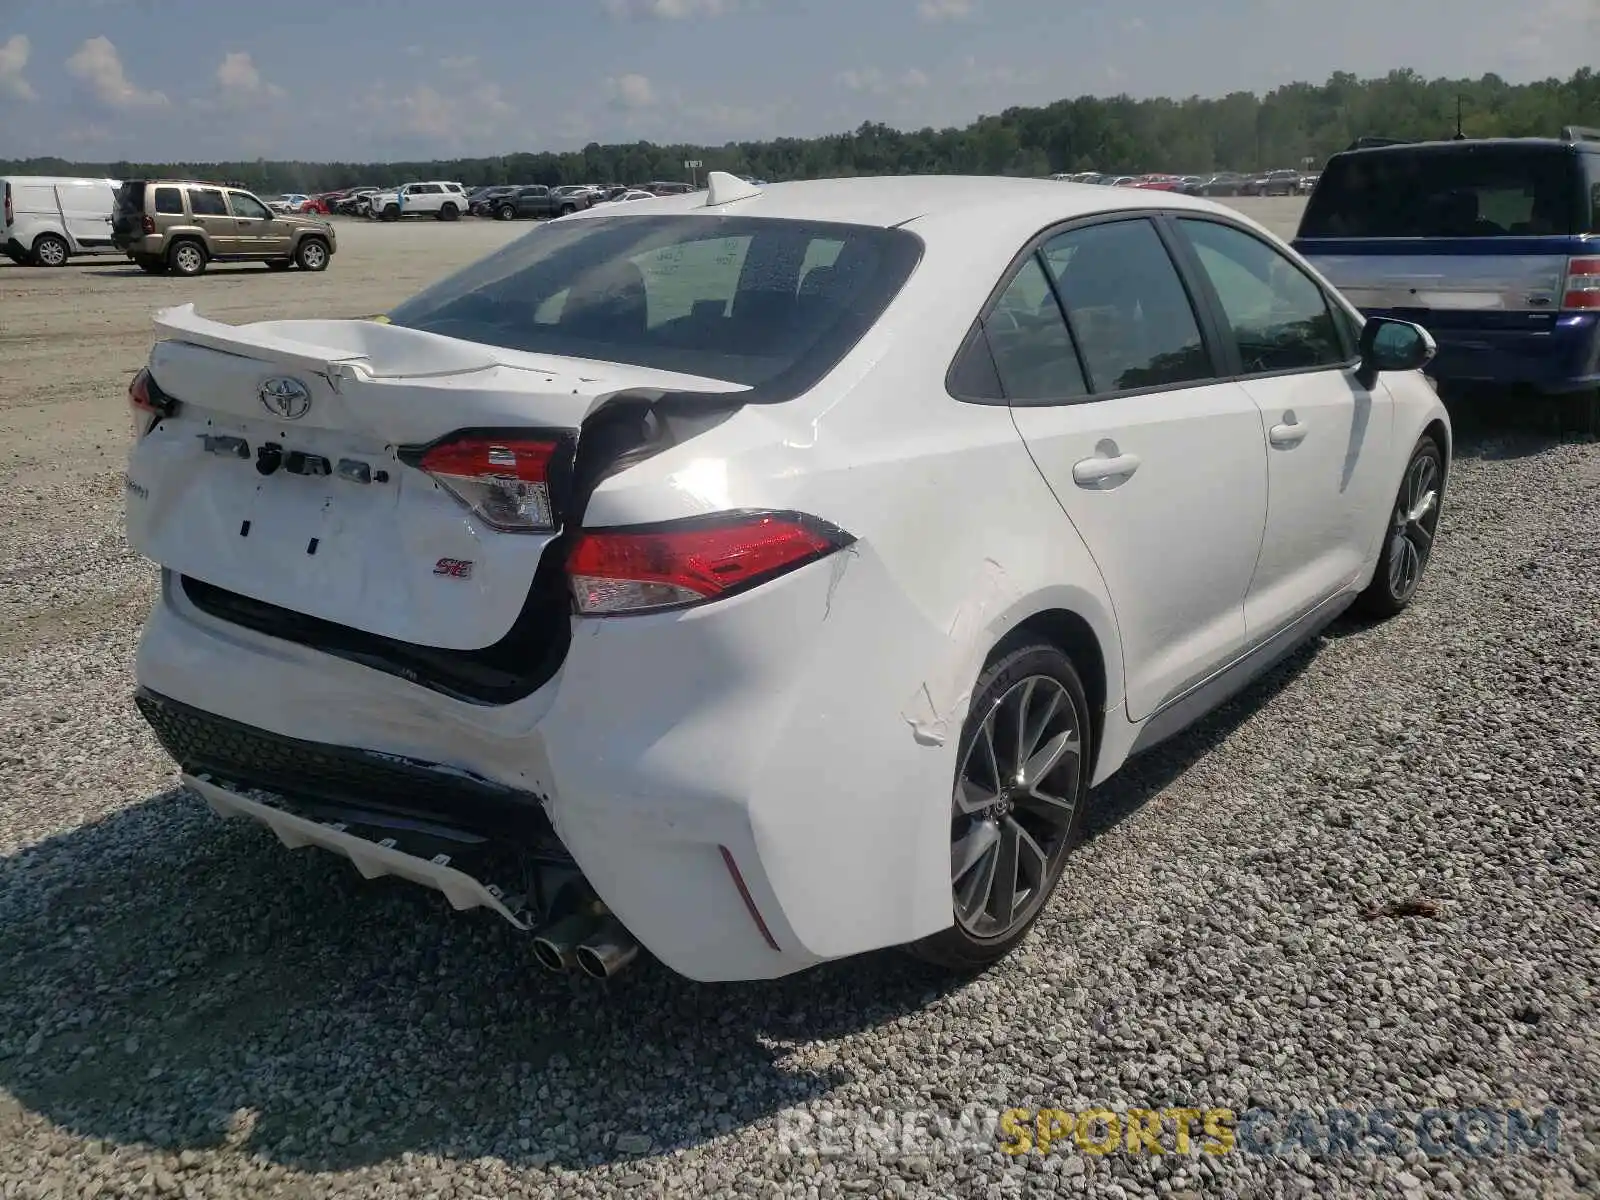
2 199 1597 1199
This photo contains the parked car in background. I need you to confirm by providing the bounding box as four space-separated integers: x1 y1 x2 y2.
369 181 469 221
337 188 381 216
642 181 695 195
269 194 310 215
1295 131 1600 396
487 185 596 220
112 179 337 276
467 186 518 216
1184 172 1250 196
2 174 121 266
122 172 1448 985
1244 170 1306 196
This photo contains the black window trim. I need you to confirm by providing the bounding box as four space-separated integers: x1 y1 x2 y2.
945 210 1230 408
1156 211 1364 382
946 208 1369 409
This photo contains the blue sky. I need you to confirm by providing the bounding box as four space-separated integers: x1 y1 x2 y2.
0 0 1594 162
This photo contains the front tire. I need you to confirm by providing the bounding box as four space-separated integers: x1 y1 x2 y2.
1354 434 1444 619
907 642 1092 973
31 233 69 267
497 204 515 221
294 237 330 272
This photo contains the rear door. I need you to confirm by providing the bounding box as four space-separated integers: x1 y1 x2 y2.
1295 145 1585 379
984 215 1270 721
186 187 239 254
56 181 116 250
1170 214 1394 637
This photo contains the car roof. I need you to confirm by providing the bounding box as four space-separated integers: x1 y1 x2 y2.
563 174 1245 232
1333 137 1590 159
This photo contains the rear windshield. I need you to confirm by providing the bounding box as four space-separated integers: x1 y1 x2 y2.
1299 145 1582 238
385 214 924 390
115 181 146 212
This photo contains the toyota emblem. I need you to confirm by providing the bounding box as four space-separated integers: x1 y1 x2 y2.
259 376 312 420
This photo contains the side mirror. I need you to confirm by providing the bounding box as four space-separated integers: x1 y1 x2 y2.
1356 316 1435 389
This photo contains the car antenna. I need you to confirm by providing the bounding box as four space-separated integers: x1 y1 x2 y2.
1453 94 1466 140
703 171 762 207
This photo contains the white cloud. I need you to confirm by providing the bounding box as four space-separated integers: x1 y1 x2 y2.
352 79 516 150
835 67 932 95
0 33 36 102
1508 0 1599 72
605 72 657 109
917 0 974 21
216 51 286 100
66 36 167 108
600 0 742 18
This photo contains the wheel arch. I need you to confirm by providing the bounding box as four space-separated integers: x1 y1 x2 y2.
1421 416 1451 484
990 606 1110 780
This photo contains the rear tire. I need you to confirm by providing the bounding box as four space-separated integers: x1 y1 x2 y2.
294 237 330 272
906 641 1092 973
167 239 207 277
1354 435 1444 620
558 204 576 216
31 233 69 267
438 202 459 221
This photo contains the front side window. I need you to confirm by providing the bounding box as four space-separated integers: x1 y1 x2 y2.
188 188 228 216
1040 219 1213 394
228 192 270 220
1177 219 1347 374
386 214 923 389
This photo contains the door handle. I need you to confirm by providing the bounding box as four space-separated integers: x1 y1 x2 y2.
1268 418 1307 448
1072 452 1142 487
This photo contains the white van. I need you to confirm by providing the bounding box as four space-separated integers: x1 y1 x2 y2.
3 175 122 266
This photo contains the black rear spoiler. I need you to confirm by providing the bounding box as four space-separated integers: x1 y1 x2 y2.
1561 125 1600 143
1345 136 1412 150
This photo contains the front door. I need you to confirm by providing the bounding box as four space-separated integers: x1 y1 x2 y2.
992 216 1270 721
1169 215 1394 640
227 190 286 257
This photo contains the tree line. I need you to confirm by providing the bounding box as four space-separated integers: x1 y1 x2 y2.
4 67 1597 196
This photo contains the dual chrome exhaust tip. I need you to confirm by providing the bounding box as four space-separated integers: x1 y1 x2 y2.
532 907 640 980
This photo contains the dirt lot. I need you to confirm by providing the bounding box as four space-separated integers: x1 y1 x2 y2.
2 197 1597 1200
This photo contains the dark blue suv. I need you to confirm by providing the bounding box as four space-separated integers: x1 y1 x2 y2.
1293 131 1600 395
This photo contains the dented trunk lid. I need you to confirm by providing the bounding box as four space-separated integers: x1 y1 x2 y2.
125 304 744 652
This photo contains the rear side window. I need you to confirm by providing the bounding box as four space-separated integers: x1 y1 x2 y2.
1300 146 1580 238
385 214 923 391
1040 219 1213 394
153 187 183 215
189 188 228 216
981 256 1089 401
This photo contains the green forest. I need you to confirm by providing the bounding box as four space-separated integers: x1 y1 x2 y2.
4 67 1597 195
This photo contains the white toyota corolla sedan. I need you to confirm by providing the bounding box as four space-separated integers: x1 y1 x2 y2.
123 172 1450 983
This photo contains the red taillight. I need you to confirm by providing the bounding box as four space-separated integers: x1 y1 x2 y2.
565 511 853 616
128 368 174 437
1562 256 1600 310
404 433 569 532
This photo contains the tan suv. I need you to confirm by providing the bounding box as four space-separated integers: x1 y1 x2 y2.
111 179 337 276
